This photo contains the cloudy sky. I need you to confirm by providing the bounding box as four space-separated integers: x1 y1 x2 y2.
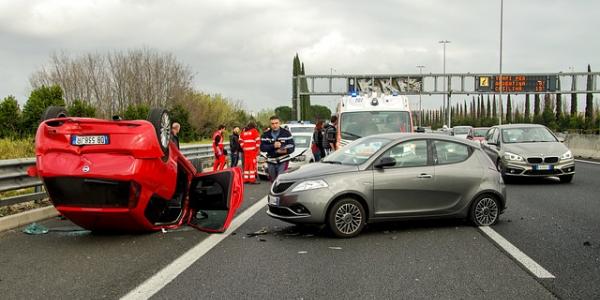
0 0 598 112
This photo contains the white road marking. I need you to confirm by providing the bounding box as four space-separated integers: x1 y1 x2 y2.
479 226 555 279
575 159 600 165
121 198 267 300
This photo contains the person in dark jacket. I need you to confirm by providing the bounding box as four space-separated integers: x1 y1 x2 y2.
171 122 181 149
312 120 325 161
322 115 338 155
229 126 242 167
260 116 295 182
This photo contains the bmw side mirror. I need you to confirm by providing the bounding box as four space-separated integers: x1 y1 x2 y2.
374 157 396 168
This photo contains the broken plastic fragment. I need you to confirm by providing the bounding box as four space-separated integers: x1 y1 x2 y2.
328 246 342 250
161 228 167 234
247 227 269 237
23 223 49 235
298 251 308 254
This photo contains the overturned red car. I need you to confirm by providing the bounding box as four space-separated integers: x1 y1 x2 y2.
29 106 243 233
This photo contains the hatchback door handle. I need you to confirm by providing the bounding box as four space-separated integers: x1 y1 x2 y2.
417 173 433 179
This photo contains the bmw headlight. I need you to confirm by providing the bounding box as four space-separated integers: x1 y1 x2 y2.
503 152 523 162
291 179 328 192
561 150 573 160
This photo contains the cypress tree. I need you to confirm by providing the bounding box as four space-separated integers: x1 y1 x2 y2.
487 95 491 118
585 64 594 127
534 94 541 117
492 95 497 119
506 94 512 123
481 95 486 119
556 79 562 122
570 74 577 116
292 54 301 120
524 94 531 123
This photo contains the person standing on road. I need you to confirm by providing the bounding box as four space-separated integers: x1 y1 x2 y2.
229 126 242 168
322 115 338 156
212 124 226 171
260 116 295 182
240 122 261 183
312 120 325 162
171 122 181 150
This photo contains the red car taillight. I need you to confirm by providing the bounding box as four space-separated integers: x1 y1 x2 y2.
128 182 141 208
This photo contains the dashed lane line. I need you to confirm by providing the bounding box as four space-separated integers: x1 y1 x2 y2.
121 197 267 300
479 226 555 279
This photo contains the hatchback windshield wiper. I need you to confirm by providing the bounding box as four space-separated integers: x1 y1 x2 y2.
322 160 343 164
341 131 362 139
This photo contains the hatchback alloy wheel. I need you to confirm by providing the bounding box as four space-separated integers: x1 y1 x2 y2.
471 195 499 226
328 198 366 238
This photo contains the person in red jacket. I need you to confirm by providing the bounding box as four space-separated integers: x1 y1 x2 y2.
239 122 260 183
212 125 226 171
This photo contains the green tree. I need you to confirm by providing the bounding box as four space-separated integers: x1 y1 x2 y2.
506 94 512 123
67 99 96 117
555 79 562 122
585 64 594 128
21 85 65 135
169 104 198 142
570 71 577 116
123 104 149 120
524 94 531 123
492 96 497 120
300 62 311 120
310 105 332 121
541 94 557 130
0 96 21 138
274 106 292 123
533 94 542 123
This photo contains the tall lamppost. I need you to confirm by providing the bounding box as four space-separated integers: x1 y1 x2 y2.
439 40 451 127
416 65 425 127
498 0 504 125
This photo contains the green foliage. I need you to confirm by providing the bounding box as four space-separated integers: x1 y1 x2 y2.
310 105 332 121
0 96 21 138
506 95 512 123
169 103 197 142
254 109 275 130
123 104 149 120
67 99 96 118
0 137 35 159
275 106 292 123
21 85 65 136
585 64 594 129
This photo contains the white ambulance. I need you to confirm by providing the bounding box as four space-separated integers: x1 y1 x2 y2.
336 92 414 147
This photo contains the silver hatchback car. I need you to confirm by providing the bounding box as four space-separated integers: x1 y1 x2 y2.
266 134 507 238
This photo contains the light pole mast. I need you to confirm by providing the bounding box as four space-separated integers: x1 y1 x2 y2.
498 0 504 125
439 40 451 127
416 65 425 127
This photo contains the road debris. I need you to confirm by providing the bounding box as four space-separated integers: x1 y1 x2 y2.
328 246 342 250
247 227 269 237
298 251 308 254
583 241 592 246
23 223 49 235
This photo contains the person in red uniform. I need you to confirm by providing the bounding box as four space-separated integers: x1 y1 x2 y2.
239 122 261 183
212 124 226 171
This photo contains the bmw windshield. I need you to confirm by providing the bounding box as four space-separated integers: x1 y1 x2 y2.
322 137 392 165
501 127 557 143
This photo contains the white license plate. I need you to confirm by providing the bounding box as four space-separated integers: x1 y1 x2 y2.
268 195 279 206
71 135 109 146
534 164 553 170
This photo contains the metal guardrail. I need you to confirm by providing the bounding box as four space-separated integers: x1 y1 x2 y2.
0 143 228 208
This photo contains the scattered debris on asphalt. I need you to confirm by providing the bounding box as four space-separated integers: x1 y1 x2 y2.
247 227 269 237
328 246 342 250
259 238 267 242
583 241 592 246
161 228 167 234
23 223 49 235
298 251 308 254
391 236 398 240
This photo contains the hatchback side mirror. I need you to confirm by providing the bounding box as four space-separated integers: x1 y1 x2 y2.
557 137 565 143
374 157 396 168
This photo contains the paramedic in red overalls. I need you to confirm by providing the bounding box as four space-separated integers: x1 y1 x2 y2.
212 125 226 171
239 122 260 183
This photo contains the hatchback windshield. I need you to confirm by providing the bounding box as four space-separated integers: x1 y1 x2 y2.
501 127 557 143
453 127 471 134
322 137 392 165
340 111 411 140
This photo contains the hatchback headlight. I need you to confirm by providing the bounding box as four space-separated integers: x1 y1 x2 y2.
291 179 328 192
503 152 523 162
561 150 573 160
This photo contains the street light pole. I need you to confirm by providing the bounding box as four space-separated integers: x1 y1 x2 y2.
439 40 451 127
498 0 504 125
416 65 425 127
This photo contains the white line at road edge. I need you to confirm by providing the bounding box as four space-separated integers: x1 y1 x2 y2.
575 159 600 165
121 198 267 300
478 226 555 279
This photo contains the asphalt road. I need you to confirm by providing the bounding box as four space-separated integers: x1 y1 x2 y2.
0 162 599 299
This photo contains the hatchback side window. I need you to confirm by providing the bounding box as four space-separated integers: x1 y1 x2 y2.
380 140 428 168
486 128 496 143
434 140 471 165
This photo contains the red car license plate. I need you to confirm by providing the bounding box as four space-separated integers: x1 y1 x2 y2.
71 135 109 146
